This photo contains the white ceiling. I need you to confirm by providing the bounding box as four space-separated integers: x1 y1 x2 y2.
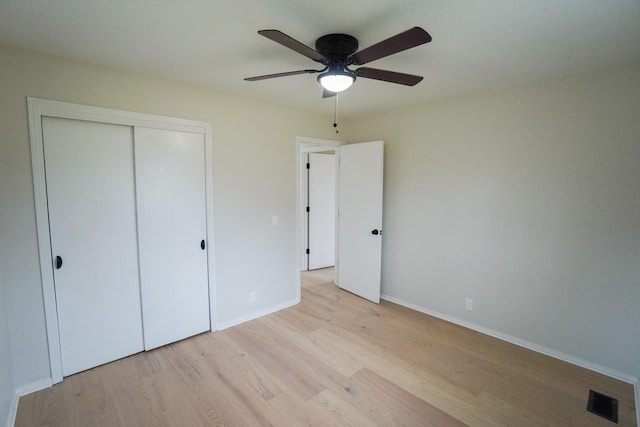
1 0 639 118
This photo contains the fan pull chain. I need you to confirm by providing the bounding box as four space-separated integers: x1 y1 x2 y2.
333 93 339 134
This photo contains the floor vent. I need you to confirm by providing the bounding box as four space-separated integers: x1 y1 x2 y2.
587 389 618 423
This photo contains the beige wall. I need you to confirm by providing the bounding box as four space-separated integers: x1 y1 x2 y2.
0 44 339 389
344 64 640 379
0 263 14 427
1 42 638 415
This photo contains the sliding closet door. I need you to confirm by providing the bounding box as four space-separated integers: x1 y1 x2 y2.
134 127 210 350
43 117 144 376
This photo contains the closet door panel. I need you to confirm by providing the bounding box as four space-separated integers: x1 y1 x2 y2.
134 127 210 350
43 117 144 376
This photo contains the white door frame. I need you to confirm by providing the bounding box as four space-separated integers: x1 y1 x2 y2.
296 137 342 294
27 97 217 383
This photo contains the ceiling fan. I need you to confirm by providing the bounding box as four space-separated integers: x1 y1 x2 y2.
244 27 432 97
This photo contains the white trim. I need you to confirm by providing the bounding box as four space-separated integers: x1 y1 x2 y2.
204 123 218 332
27 98 208 134
27 98 63 383
27 97 217 384
216 297 299 331
300 151 309 272
6 394 18 427
14 378 52 397
297 136 343 149
381 293 638 385
6 378 52 427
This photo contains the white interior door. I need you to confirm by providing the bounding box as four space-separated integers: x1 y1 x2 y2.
43 117 144 376
337 141 384 303
308 152 336 270
134 127 210 350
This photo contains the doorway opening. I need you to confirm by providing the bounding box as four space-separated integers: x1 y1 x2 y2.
301 267 336 291
305 150 336 270
296 137 384 305
296 137 342 296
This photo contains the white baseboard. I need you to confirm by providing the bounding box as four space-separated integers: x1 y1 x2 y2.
381 293 637 385
5 394 18 427
6 378 52 427
216 297 300 331
15 378 52 397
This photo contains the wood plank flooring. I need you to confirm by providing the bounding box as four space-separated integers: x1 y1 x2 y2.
16 268 637 426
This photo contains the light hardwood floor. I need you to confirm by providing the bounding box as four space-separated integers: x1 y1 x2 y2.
17 268 636 426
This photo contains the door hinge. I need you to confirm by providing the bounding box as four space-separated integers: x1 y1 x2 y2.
306 248 310 254
306 206 310 212
306 162 310 169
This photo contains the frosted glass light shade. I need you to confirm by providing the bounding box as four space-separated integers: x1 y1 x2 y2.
318 72 355 93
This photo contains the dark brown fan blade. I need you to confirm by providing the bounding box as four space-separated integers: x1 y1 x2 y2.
244 69 320 81
322 89 336 98
355 67 423 86
258 30 326 63
349 27 431 66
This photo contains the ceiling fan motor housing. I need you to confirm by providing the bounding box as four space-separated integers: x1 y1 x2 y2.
315 34 359 64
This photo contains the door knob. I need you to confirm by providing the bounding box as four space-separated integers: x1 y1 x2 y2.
201 239 206 250
55 256 63 269
371 229 381 235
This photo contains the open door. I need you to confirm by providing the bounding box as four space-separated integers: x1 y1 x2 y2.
308 152 336 270
337 140 383 303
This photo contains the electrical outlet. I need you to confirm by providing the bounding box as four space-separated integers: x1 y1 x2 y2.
250 291 256 302
465 298 473 311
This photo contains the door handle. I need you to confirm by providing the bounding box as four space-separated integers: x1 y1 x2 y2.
55 256 63 269
201 239 206 250
371 229 382 235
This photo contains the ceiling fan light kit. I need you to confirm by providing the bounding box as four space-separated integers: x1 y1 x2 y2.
245 27 432 95
318 69 355 93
